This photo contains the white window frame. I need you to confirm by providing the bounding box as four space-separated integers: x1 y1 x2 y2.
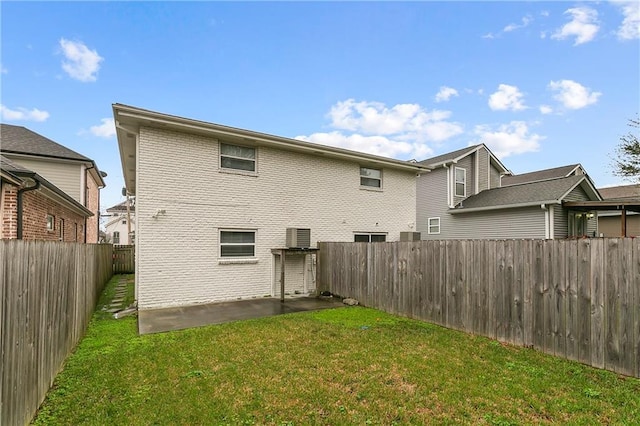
219 229 256 258
46 214 55 232
219 142 257 174
455 167 466 197
353 232 387 242
428 217 441 235
360 167 382 189
113 231 120 244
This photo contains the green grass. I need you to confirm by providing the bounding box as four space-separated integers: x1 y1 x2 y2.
34 275 640 425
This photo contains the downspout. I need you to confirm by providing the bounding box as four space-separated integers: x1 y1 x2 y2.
541 204 550 240
17 179 41 239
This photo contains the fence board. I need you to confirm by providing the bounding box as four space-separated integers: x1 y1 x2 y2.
1 241 113 426
317 238 639 378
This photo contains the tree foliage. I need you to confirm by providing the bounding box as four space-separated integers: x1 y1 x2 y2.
612 116 640 182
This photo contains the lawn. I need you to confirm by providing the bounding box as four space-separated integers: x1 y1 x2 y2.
34 275 640 425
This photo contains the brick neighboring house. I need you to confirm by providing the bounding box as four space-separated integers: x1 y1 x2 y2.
114 103 428 310
104 199 135 245
1 155 93 241
0 124 106 242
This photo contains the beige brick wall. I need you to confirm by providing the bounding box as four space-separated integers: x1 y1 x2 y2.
135 126 417 309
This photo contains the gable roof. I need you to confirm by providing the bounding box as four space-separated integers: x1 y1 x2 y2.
106 200 135 213
113 103 430 194
418 143 510 174
598 184 640 201
0 123 107 187
0 124 90 161
450 175 601 214
501 164 582 186
0 155 93 217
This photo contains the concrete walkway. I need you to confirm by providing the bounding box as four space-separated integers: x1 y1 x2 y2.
138 296 345 334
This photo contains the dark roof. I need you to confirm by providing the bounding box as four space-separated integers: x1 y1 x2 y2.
1 154 33 174
501 164 581 186
454 175 587 211
418 144 482 166
598 184 640 201
0 123 90 161
106 200 135 213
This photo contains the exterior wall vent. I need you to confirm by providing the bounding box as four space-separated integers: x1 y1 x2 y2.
286 228 311 248
400 232 421 242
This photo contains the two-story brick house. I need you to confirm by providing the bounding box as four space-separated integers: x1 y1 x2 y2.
416 144 602 240
114 104 428 310
0 124 106 242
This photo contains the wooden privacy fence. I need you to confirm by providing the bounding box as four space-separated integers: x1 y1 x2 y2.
317 238 640 378
0 240 113 426
113 244 135 273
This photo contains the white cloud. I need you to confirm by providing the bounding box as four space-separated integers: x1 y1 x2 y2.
296 99 464 160
434 86 459 103
504 15 532 32
473 121 543 158
540 11 550 18
548 79 601 110
612 0 640 40
539 105 553 114
59 38 103 82
90 118 116 138
488 84 527 111
0 104 50 122
551 7 599 45
482 33 496 39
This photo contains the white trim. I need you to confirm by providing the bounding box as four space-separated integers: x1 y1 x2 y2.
455 167 467 198
549 205 555 239
427 217 441 235
475 152 479 194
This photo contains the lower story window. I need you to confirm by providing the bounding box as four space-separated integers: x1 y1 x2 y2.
568 212 588 237
220 230 256 257
354 233 386 242
46 214 55 231
113 231 120 244
428 217 441 234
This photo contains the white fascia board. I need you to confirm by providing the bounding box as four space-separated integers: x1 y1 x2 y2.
449 200 561 214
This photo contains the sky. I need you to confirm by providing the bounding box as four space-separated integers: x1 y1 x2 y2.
1 1 639 214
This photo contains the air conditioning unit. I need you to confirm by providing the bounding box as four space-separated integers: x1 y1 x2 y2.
286 228 311 248
400 232 421 241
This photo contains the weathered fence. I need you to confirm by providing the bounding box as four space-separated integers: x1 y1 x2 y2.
0 240 113 426
317 238 640 378
113 244 135 273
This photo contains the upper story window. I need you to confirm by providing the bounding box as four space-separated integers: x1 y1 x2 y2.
354 233 386 242
220 143 256 172
455 167 466 197
360 167 382 188
220 230 256 257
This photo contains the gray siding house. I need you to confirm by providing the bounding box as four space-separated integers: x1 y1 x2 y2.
416 145 602 240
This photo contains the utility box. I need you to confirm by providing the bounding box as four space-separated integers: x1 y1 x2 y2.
400 232 421 241
286 228 311 248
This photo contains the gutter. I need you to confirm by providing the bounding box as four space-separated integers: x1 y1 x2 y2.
17 177 40 239
449 199 561 214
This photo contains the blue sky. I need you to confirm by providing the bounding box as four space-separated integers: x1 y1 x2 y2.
2 1 639 212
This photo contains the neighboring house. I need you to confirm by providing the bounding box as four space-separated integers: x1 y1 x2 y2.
416 144 602 240
1 155 94 241
0 124 106 243
113 103 428 309
104 199 135 245
597 184 640 237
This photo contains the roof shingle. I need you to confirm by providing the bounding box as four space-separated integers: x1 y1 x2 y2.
0 123 90 161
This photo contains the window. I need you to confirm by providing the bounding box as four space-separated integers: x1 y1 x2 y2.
360 167 382 188
428 217 441 234
220 143 256 172
220 230 256 257
122 220 127 224
354 233 386 242
58 219 65 241
46 214 55 231
113 231 120 244
568 212 587 237
455 167 466 197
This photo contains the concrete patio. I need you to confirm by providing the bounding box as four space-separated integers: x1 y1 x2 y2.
138 296 345 334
